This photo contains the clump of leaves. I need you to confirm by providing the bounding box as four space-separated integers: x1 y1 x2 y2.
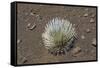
42 17 77 55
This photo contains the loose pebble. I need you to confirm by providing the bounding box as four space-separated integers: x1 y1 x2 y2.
92 38 96 47
72 47 81 56
22 57 28 63
36 15 39 17
83 13 88 17
86 29 91 33
90 18 95 23
81 35 85 39
17 39 22 44
27 23 31 28
27 24 36 30
30 12 34 16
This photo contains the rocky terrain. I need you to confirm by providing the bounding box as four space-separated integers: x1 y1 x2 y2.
17 3 97 65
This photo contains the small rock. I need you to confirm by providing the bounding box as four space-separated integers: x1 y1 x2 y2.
30 12 34 16
90 18 95 23
17 39 22 44
92 38 96 47
83 13 88 17
27 23 31 28
81 35 85 39
22 57 28 63
72 47 81 55
36 15 39 17
28 24 36 30
86 29 91 33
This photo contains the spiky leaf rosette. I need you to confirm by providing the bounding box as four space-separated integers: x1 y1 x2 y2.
42 18 77 55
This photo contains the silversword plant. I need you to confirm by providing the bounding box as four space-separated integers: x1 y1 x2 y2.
42 17 77 56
